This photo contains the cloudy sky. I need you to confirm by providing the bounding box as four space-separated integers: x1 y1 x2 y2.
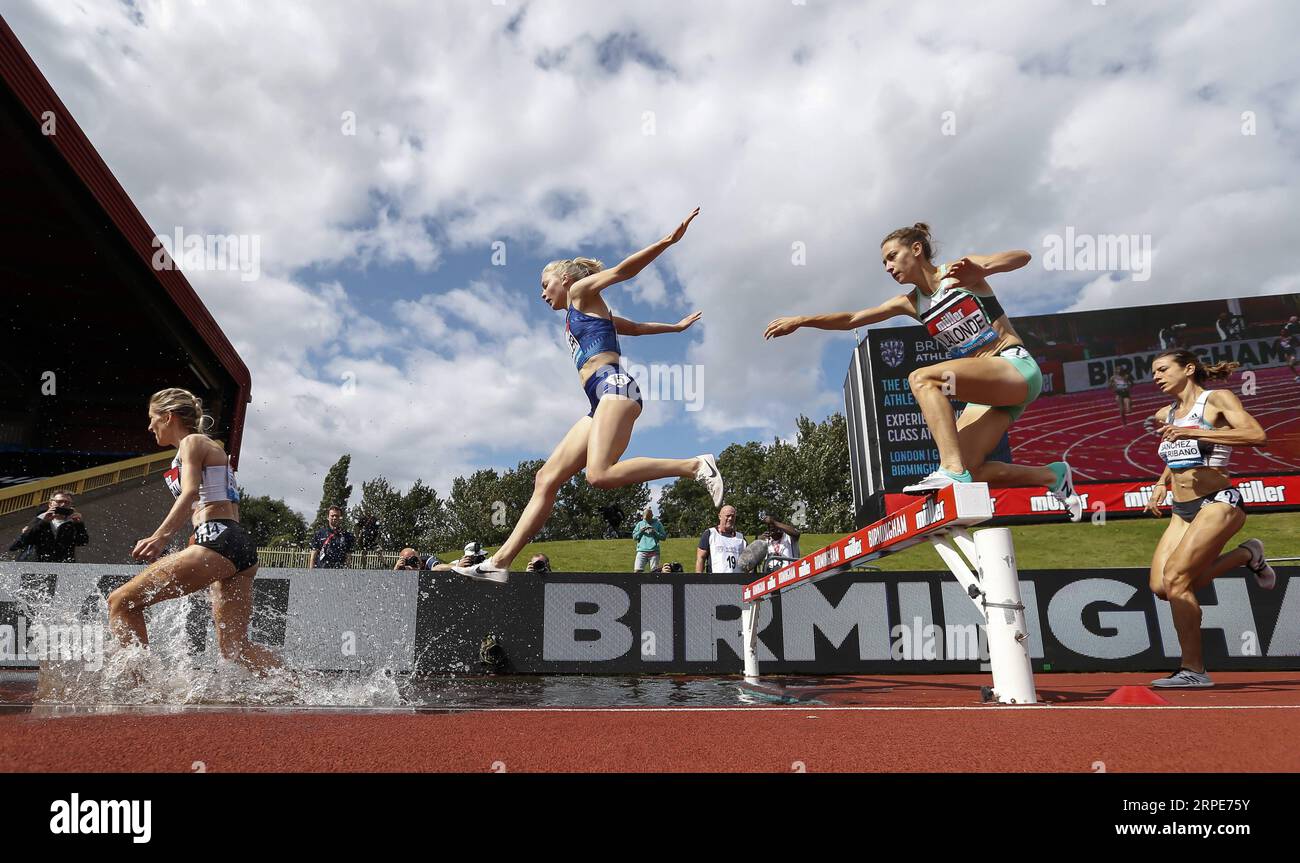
5 0 1298 516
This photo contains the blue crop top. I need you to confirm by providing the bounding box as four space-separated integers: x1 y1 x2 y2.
565 305 621 369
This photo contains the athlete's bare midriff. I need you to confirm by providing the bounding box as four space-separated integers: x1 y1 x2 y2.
1168 465 1233 503
578 350 622 384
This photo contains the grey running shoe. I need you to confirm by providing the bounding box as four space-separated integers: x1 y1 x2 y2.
1239 539 1277 590
1152 668 1214 688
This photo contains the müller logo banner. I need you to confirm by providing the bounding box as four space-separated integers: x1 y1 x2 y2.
885 475 1300 522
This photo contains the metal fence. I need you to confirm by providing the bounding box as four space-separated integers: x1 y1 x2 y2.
254 547 409 570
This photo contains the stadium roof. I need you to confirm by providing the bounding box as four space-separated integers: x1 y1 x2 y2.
0 15 250 470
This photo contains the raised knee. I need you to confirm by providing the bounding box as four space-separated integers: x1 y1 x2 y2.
907 368 936 392
586 468 617 490
107 587 136 617
1162 570 1193 597
534 470 565 495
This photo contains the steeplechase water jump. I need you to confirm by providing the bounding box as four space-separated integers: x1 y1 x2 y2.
29 221 1282 711
3 4 1300 789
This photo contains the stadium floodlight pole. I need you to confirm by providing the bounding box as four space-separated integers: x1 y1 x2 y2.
740 482 1039 705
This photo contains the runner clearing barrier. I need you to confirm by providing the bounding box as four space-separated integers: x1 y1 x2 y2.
764 222 1083 520
740 482 1039 705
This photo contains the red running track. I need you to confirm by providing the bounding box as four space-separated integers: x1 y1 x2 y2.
1011 367 1300 481
3 672 1299 773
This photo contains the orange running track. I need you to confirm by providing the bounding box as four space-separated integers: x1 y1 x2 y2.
3 672 1300 773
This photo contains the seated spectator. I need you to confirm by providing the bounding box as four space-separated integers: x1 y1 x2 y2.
8 490 89 562
393 547 424 571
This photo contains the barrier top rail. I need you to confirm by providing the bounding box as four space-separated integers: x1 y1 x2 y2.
743 482 994 603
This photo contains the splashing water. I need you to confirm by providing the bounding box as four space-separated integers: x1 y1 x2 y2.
27 588 404 709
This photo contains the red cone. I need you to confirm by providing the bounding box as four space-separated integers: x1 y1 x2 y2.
1103 686 1171 706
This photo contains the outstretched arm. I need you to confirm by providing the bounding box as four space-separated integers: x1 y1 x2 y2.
614 311 701 337
943 250 1032 287
570 208 700 300
764 292 915 340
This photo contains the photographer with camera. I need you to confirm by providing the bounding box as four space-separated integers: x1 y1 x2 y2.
393 547 425 571
658 561 684 573
755 511 801 573
8 490 89 563
526 553 551 574
430 540 491 572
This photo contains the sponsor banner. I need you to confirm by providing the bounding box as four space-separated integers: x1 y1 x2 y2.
1038 360 1064 396
1063 335 1294 394
467 568 1297 674
744 482 991 602
4 562 1296 674
885 474 1300 519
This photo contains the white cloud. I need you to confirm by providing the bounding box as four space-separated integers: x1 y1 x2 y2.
6 0 1297 513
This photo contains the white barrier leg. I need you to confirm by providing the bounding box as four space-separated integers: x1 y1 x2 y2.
741 602 760 680
975 528 1037 705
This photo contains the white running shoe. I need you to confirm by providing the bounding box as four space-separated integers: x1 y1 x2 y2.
1048 460 1084 522
1239 539 1277 590
902 470 960 494
1151 668 1214 688
451 559 509 584
695 454 724 507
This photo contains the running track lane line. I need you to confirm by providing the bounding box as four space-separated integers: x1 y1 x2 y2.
17 704 1300 714
374 705 1300 712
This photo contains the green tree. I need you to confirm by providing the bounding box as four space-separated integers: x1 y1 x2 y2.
657 473 714 539
785 413 851 532
312 455 353 533
406 479 448 553
351 477 404 550
494 459 545 541
445 468 503 549
553 472 650 539
237 489 308 546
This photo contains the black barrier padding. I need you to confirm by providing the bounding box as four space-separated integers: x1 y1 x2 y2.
414 571 542 674
407 568 1300 675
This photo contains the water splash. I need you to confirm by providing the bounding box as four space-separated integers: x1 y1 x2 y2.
28 588 403 709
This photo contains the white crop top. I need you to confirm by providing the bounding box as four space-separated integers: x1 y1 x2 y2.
163 452 240 506
1157 389 1231 470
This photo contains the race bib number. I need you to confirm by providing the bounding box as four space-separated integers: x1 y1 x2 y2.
924 294 996 357
195 521 228 543
1158 437 1204 468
